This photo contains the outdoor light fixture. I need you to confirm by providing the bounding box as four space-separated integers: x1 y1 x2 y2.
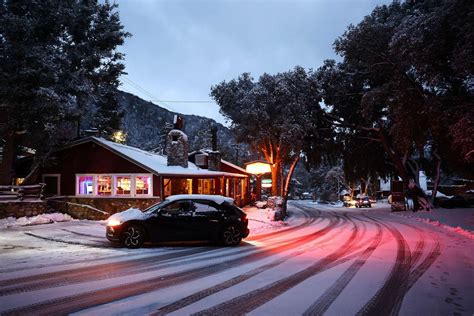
112 131 126 144
245 161 271 175
245 160 271 201
262 179 272 188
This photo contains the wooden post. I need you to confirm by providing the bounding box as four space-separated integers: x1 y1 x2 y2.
256 175 262 201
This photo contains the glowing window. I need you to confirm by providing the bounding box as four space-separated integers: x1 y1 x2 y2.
115 176 131 195
78 176 94 195
164 178 172 198
97 176 112 196
136 176 151 195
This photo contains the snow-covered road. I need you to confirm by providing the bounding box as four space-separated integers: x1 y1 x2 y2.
0 202 472 315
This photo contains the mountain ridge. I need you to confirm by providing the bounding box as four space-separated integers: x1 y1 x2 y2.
117 90 245 164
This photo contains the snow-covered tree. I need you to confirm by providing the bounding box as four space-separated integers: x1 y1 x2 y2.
0 0 129 184
211 66 334 201
317 0 474 211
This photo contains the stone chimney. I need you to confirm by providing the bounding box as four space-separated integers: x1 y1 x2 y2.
208 125 221 171
166 115 189 168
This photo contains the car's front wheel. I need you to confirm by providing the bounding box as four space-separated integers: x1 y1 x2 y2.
121 224 145 248
221 224 242 246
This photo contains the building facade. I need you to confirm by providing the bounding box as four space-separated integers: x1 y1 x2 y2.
40 136 250 214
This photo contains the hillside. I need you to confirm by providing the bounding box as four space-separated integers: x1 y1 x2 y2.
117 91 246 163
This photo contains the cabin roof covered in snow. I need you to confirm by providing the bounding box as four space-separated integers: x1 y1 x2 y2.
61 137 247 178
189 149 248 174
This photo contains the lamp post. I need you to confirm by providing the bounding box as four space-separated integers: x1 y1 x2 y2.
245 160 271 202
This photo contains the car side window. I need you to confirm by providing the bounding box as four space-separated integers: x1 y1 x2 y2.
193 201 220 217
160 201 193 217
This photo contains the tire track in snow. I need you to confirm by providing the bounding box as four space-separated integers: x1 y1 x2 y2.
247 204 318 241
302 220 383 315
0 207 318 297
151 217 348 315
23 232 113 248
391 230 442 315
1 214 341 315
191 215 363 316
0 247 214 296
61 228 107 239
356 216 412 316
360 216 442 316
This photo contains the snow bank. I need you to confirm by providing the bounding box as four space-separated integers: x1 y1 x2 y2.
414 218 474 239
394 209 474 240
0 213 74 229
255 201 267 209
243 206 288 235
262 196 286 221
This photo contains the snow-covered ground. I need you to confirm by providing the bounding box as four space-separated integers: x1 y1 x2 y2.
0 202 472 315
0 212 74 229
393 208 474 239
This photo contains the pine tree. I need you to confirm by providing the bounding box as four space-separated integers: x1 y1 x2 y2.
0 0 129 184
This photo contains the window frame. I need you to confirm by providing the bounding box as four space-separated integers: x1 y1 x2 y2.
42 174 61 196
134 174 152 196
97 175 113 197
75 173 153 197
76 174 96 196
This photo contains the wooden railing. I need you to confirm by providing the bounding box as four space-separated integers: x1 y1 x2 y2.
0 183 46 201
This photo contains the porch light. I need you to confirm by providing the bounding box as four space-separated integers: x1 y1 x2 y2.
245 161 271 175
245 160 271 201
112 131 126 144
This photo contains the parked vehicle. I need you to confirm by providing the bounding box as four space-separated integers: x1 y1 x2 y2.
390 180 406 211
355 197 372 208
343 194 353 207
106 194 249 248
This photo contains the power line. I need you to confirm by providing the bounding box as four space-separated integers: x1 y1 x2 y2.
120 76 217 111
120 77 175 112
149 100 215 103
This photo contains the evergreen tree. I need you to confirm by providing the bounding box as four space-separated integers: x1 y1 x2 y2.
0 0 129 184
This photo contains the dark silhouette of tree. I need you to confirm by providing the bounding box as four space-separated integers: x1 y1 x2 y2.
0 0 129 184
316 0 474 210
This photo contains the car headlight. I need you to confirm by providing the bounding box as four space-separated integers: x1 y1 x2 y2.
107 219 122 227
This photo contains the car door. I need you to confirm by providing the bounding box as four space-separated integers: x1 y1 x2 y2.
190 200 224 240
147 200 194 241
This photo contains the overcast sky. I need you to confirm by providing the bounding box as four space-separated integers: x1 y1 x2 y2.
116 0 390 124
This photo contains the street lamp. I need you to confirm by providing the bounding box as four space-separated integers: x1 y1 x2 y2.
245 160 271 201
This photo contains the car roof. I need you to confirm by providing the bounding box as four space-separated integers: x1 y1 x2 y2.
164 194 235 205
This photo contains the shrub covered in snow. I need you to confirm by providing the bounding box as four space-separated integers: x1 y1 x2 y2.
267 208 284 221
264 196 286 221
255 201 267 209
267 196 284 209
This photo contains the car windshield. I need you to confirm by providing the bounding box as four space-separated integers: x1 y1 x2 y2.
144 200 171 214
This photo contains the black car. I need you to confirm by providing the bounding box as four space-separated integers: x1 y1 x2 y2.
106 194 250 248
355 197 372 208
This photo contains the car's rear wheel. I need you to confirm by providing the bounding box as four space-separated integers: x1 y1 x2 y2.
221 224 242 246
121 224 145 248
